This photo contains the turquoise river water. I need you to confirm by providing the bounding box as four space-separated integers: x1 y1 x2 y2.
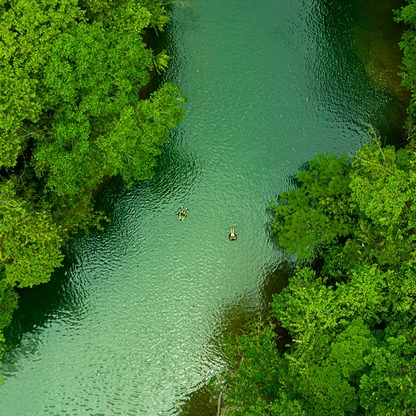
0 0 408 414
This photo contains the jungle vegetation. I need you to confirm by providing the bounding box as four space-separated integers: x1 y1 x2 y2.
0 0 186 381
220 1 416 414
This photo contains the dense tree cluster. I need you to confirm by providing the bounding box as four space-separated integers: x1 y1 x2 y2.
222 137 416 415
0 0 186 380
221 2 416 413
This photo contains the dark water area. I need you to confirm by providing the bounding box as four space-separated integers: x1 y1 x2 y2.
0 0 409 415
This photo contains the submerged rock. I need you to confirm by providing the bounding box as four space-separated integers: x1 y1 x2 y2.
351 26 411 105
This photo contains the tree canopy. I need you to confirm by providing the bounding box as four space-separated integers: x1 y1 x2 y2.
271 152 357 261
221 137 416 414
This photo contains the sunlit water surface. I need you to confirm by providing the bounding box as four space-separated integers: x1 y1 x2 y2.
0 0 407 414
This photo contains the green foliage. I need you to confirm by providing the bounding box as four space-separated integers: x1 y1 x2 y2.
224 134 416 414
0 279 19 383
349 138 416 266
223 263 416 415
351 140 415 226
273 266 390 340
95 82 186 185
359 336 416 416
0 0 186 387
271 153 357 261
0 0 84 168
79 0 168 33
0 66 43 168
0 181 64 288
48 192 109 243
31 23 185 195
222 315 309 416
0 279 19 330
222 316 285 415
271 135 416 268
359 335 416 416
153 50 170 73
289 318 375 416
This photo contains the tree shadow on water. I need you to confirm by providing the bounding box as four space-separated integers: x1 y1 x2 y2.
0 222 107 374
178 383 218 416
4 259 71 344
179 261 294 416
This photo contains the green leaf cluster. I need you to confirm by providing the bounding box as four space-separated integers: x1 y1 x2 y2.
0 181 64 289
271 153 357 261
271 136 416 267
348 138 416 267
222 265 416 415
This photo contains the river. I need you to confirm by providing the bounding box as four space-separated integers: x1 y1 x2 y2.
0 0 408 414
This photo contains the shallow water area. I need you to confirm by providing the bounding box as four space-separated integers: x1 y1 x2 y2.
0 0 407 415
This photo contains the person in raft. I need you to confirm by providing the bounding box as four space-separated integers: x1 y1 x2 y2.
178 207 187 221
229 227 237 241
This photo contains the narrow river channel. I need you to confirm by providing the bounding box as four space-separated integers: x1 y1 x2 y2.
0 0 408 414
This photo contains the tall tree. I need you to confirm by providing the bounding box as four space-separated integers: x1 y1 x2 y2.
271 153 357 261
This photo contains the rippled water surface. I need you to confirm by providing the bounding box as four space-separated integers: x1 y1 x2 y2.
0 0 407 414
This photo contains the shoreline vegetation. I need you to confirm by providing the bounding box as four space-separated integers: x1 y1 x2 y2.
1 0 415 413
217 1 416 415
0 0 189 382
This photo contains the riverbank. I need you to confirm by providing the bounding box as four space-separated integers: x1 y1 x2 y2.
215 0 416 414
0 0 185 382
1 0 412 414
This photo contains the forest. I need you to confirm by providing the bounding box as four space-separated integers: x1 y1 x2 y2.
220 1 416 415
1 0 416 414
0 0 186 377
